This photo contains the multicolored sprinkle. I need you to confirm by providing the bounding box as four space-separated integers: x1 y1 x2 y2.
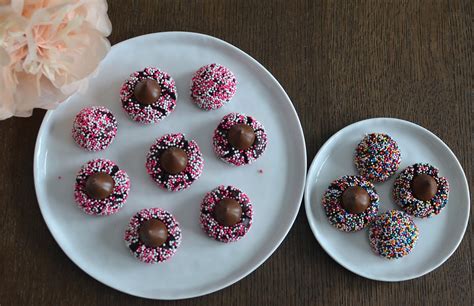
72 106 117 152
322 175 379 232
369 210 419 259
145 133 204 192
190 63 237 110
200 185 253 243
124 208 182 264
354 133 401 182
120 67 177 124
393 163 449 218
74 159 130 216
213 112 268 166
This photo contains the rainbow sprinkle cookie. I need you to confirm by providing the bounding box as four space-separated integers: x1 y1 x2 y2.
72 106 117 152
124 208 182 264
369 210 419 259
120 67 177 124
200 185 253 243
74 159 130 216
190 63 237 110
393 163 449 218
145 133 204 192
213 113 268 166
322 175 379 232
354 133 401 182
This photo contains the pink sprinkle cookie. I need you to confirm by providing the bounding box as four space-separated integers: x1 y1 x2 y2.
124 208 182 264
200 185 253 243
74 159 130 216
72 106 117 151
190 63 237 110
213 112 268 166
146 133 204 192
120 67 177 124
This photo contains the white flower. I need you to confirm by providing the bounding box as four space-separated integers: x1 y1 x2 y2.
0 0 112 119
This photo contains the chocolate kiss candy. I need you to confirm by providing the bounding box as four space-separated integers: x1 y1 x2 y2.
214 198 242 226
134 79 161 105
228 124 255 150
341 186 370 214
139 219 168 247
160 147 188 174
412 174 438 201
85 172 115 200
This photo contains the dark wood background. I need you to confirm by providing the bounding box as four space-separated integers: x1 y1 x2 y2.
0 1 472 305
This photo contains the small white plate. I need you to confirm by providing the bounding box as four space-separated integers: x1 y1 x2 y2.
34 32 306 299
305 118 470 281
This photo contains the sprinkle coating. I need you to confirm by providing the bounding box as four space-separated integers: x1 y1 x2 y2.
190 63 237 110
72 106 117 152
354 133 401 182
145 133 204 192
369 210 419 259
393 163 449 218
120 67 177 124
322 175 379 232
200 185 253 243
74 158 130 216
124 208 182 263
213 112 268 166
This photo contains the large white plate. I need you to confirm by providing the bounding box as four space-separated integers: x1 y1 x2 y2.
305 118 470 281
34 32 306 299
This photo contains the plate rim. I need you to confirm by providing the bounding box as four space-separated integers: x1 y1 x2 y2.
33 31 307 299
304 117 470 282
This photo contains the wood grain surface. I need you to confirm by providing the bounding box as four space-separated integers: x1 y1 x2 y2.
0 1 472 305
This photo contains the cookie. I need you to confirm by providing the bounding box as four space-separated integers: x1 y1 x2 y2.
354 133 401 182
393 163 449 218
120 67 177 124
190 63 237 110
74 158 130 216
72 106 117 151
322 175 379 232
369 210 419 259
146 133 204 192
124 208 182 263
200 185 253 243
213 112 268 166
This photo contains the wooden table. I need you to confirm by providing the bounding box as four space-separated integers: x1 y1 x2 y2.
0 1 471 305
